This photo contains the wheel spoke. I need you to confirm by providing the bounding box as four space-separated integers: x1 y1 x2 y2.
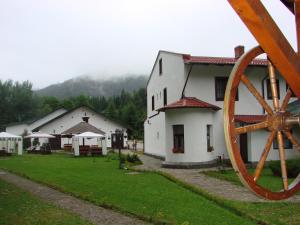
277 131 289 191
235 120 270 135
268 61 280 112
241 74 273 115
254 131 276 182
283 130 300 152
280 89 292 111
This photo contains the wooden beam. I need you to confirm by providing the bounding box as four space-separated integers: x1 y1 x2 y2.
228 0 300 98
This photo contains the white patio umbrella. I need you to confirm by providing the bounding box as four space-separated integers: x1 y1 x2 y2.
25 132 55 138
25 132 55 151
73 132 106 156
0 132 23 155
74 132 104 138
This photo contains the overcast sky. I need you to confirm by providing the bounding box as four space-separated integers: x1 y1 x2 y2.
0 0 294 89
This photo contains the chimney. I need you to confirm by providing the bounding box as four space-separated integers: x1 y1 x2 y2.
234 45 245 58
82 116 89 123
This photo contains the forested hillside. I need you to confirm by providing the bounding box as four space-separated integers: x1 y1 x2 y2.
35 75 147 99
0 80 146 138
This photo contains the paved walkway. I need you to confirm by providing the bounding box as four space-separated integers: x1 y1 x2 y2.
135 154 300 202
0 170 147 225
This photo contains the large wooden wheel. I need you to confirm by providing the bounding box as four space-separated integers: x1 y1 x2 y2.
224 46 300 200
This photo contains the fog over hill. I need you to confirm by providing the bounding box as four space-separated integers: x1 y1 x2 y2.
35 75 148 99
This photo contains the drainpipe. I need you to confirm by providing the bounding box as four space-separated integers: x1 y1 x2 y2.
181 64 194 99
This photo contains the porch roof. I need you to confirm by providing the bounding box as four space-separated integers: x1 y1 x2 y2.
234 115 267 124
158 97 221 112
62 122 105 135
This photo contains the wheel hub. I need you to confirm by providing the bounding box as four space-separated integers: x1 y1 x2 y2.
268 112 300 131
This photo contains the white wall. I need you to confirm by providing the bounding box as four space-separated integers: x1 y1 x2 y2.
145 51 187 157
144 113 166 157
147 51 187 116
165 109 217 163
248 129 300 162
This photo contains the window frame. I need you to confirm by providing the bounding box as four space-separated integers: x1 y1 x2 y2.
172 124 184 154
266 79 280 100
286 83 296 98
215 77 238 101
151 95 155 111
159 58 163 75
273 132 293 149
207 124 214 152
163 88 167 106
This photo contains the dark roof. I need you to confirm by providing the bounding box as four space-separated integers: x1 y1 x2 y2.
234 115 267 124
182 55 267 66
62 122 105 135
32 105 128 132
158 97 221 112
5 107 67 127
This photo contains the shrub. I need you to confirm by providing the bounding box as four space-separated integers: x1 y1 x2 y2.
126 153 141 163
269 158 300 178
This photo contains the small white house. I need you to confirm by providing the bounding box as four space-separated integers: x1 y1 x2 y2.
144 46 300 167
6 106 128 149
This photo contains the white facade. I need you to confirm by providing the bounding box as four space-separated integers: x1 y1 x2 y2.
145 50 300 167
34 106 127 148
6 106 128 149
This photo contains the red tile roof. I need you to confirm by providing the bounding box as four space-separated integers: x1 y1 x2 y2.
158 97 221 112
182 55 267 66
234 115 267 124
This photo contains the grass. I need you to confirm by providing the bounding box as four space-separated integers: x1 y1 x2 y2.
0 178 92 225
0 153 254 225
1 153 300 225
203 168 294 192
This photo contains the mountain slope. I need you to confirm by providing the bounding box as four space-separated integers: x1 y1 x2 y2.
35 75 147 98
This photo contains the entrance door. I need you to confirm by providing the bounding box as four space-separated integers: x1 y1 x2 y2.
111 133 124 149
239 133 248 163
49 134 61 150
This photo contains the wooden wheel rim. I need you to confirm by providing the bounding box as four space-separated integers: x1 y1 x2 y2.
224 46 300 200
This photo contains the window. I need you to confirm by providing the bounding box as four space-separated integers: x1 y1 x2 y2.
207 125 214 152
173 125 184 153
273 132 293 149
152 95 155 111
266 79 280 100
163 88 167 106
215 77 238 101
286 83 296 97
159 58 163 75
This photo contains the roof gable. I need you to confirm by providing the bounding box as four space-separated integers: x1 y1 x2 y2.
32 105 128 132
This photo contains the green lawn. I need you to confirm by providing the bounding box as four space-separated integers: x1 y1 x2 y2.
0 153 253 225
0 178 92 225
203 168 293 192
1 153 300 225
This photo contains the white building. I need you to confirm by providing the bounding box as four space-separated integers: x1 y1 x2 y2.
6 106 128 149
144 46 300 167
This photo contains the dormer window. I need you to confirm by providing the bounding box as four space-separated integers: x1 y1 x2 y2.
159 58 163 75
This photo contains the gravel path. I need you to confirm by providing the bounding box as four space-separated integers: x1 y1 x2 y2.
0 170 147 225
135 154 300 202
